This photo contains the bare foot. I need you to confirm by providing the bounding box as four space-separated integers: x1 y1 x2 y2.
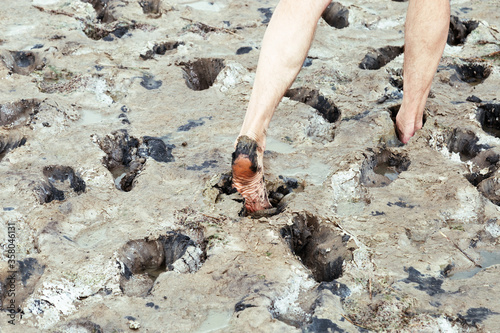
232 136 272 213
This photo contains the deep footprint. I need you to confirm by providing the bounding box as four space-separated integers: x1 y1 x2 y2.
321 2 349 29
359 45 404 70
180 58 225 91
117 232 206 296
446 128 489 162
360 149 410 187
285 87 341 123
280 212 352 282
452 62 491 85
476 103 500 138
95 130 174 191
448 16 479 46
36 165 86 204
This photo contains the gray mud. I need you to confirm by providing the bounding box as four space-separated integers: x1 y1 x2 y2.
1 0 500 332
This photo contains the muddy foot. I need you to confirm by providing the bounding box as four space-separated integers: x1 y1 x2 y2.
232 136 272 214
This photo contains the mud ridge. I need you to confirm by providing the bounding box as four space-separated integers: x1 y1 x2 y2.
360 149 410 187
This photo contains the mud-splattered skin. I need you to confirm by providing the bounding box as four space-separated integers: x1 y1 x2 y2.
231 136 272 213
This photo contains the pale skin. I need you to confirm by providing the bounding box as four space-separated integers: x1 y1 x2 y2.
233 0 451 213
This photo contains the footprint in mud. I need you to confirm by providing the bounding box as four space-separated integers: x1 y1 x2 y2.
448 16 479 46
0 99 41 128
139 0 162 14
476 103 500 138
285 88 341 124
0 136 27 162
446 128 500 205
280 212 353 282
1 51 43 76
359 45 404 70
360 149 410 187
180 58 225 91
140 41 184 60
451 62 491 85
321 2 349 29
83 0 117 23
94 130 174 192
0 258 46 311
446 128 489 162
117 232 206 296
214 173 301 218
36 165 86 204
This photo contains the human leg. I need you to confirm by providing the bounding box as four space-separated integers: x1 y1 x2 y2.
396 0 450 144
233 0 330 213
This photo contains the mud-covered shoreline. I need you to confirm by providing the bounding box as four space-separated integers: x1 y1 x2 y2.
1 0 500 332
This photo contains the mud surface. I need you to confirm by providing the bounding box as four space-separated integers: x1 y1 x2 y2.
1 0 500 332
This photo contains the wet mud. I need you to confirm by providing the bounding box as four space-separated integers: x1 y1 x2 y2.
0 136 27 162
139 0 162 15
